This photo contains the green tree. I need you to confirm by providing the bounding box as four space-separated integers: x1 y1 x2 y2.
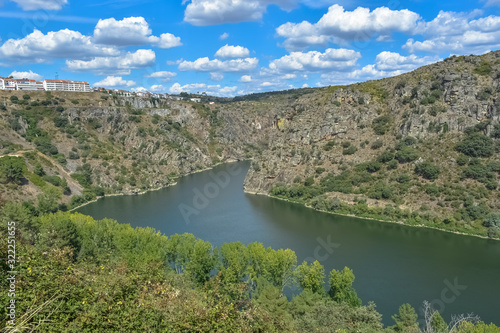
263 248 297 293
391 303 419 332
37 187 62 214
0 156 26 184
328 267 362 307
483 213 500 229
34 163 45 177
219 241 249 284
186 239 217 285
247 242 267 284
430 311 448 333
295 260 325 294
254 278 293 330
38 214 80 257
166 233 197 274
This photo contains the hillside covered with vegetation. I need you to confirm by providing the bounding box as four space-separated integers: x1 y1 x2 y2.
1 52 500 239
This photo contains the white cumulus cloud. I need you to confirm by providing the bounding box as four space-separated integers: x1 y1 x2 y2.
157 33 183 49
374 51 439 71
215 44 250 59
150 84 166 92
66 49 156 75
147 71 177 81
276 4 421 50
404 11 500 55
94 76 136 88
93 17 182 49
239 75 252 82
268 48 361 73
179 57 258 72
321 52 440 85
184 0 296 26
94 17 157 46
10 70 43 81
0 29 119 64
169 82 238 96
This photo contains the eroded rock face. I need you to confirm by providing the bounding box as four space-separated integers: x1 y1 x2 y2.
1 51 500 208
240 52 500 196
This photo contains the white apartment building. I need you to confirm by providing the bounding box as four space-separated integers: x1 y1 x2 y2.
16 79 44 91
0 77 19 90
0 77 44 90
43 79 91 92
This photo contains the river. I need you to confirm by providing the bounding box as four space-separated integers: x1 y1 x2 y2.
77 161 500 325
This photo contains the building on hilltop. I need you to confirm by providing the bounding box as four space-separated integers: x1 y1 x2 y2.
16 79 44 91
0 77 44 90
0 77 16 90
43 79 91 92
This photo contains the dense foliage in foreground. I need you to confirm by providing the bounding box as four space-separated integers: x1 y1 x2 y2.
0 204 498 332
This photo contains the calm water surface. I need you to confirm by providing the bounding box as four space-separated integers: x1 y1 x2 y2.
78 161 500 325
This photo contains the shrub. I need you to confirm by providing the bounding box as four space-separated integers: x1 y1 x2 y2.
364 161 382 173
342 146 358 155
483 213 500 229
371 140 383 150
474 61 492 76
463 163 494 181
69 151 80 160
23 94 31 100
387 160 398 170
43 175 62 187
424 184 440 195
34 137 58 155
477 87 493 101
377 151 394 163
414 161 440 181
395 147 419 163
323 141 336 151
315 167 326 175
456 154 469 166
304 176 315 186
455 133 494 158
54 117 69 128
372 115 391 135
491 124 500 139
34 163 45 177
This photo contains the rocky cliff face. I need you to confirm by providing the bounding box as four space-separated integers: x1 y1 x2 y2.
1 52 500 227
245 53 500 193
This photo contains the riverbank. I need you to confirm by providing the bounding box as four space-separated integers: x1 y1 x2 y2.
69 158 245 212
244 189 497 242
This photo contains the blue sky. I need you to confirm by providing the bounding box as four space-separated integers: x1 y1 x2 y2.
0 0 499 96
